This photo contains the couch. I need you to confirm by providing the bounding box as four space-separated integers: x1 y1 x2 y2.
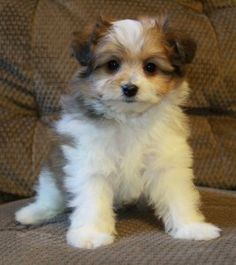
0 0 236 264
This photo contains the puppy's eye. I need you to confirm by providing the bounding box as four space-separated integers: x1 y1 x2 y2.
106 59 120 73
144 62 157 75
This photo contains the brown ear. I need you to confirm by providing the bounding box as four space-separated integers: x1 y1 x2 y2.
70 31 92 66
168 37 197 65
70 17 112 66
166 34 197 76
151 16 196 68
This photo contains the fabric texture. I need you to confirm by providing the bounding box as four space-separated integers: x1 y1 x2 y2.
0 0 236 198
202 0 236 12
1 188 236 265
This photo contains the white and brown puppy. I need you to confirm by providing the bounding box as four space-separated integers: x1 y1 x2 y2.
15 16 220 249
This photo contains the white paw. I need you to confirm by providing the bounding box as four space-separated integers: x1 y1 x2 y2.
171 222 221 241
15 203 59 225
66 226 114 249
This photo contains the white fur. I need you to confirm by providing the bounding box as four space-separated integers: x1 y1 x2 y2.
67 226 114 249
15 170 65 224
111 19 144 54
170 222 221 240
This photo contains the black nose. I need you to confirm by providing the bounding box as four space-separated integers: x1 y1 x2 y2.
122 84 138 97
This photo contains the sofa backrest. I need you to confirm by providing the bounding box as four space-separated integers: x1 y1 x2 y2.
0 0 235 200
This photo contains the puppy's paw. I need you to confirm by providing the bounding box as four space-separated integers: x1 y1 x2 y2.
66 226 114 249
171 222 221 241
15 203 59 225
15 204 42 225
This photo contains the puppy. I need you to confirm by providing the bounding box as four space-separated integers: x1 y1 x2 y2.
15 16 220 249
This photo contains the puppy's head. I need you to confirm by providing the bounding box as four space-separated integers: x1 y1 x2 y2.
70 16 196 117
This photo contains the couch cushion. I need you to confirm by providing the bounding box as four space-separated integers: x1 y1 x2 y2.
203 0 236 12
189 115 236 189
0 0 50 197
207 7 236 113
1 188 236 265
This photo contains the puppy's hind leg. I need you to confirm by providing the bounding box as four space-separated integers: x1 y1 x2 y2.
15 168 65 225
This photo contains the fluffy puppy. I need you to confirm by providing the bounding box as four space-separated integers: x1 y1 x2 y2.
15 16 221 249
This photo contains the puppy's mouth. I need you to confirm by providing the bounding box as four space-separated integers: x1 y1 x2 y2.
122 97 136 103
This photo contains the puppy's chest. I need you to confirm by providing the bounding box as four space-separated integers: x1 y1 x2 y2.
60 119 157 202
102 126 147 168
79 123 150 174
60 118 155 177
98 127 148 202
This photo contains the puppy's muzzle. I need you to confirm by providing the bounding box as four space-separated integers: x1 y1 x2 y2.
122 84 138 98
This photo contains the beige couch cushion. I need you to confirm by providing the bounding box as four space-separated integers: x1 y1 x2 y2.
1 188 236 264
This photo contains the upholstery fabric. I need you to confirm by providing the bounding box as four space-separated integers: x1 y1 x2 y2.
1 188 236 265
202 0 236 12
0 0 235 198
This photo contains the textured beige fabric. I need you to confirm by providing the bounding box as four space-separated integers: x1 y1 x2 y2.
189 115 236 189
203 0 236 12
0 0 235 198
207 7 236 113
1 188 236 265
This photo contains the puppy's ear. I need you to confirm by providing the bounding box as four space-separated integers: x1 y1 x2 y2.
153 16 196 65
165 33 197 76
70 31 92 66
70 16 111 66
168 36 197 65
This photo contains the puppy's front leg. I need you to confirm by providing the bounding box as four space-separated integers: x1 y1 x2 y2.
66 175 115 249
62 142 116 249
145 158 220 240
